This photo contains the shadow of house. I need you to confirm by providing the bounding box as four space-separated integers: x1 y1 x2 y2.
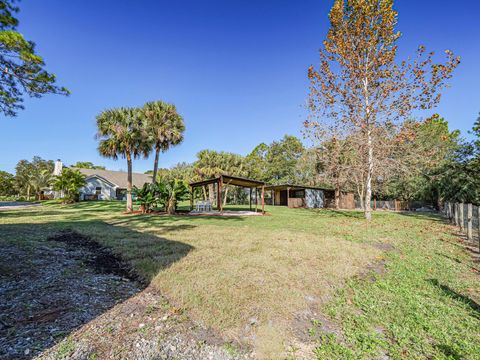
0 221 193 359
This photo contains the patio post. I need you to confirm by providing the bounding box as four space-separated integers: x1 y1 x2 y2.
249 188 252 211
255 188 258 212
190 185 194 211
261 185 265 214
218 176 223 213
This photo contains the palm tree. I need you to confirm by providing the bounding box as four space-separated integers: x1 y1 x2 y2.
194 150 222 202
143 101 185 183
96 107 151 212
29 169 54 200
53 168 86 203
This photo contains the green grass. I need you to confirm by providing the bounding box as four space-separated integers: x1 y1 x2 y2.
0 201 479 359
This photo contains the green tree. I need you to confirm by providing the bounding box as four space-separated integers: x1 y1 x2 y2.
265 135 304 184
96 107 151 212
194 150 247 205
383 115 460 206
29 169 53 200
71 161 106 170
0 0 68 117
53 168 86 203
432 113 480 204
245 143 268 180
156 179 190 214
307 0 459 220
247 136 304 184
14 156 53 199
158 162 194 183
0 170 14 195
132 183 156 213
143 101 185 183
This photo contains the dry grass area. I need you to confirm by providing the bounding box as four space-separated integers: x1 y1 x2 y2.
1 201 479 359
151 226 380 344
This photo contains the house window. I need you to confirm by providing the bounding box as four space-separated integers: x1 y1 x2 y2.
95 187 101 195
290 190 305 198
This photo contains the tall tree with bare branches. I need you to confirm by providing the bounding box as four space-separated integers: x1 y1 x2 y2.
307 0 459 220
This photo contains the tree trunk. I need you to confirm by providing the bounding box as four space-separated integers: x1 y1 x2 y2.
364 128 373 221
208 183 215 204
223 186 229 207
334 182 340 210
126 153 133 212
152 146 160 184
166 198 176 214
356 184 365 210
27 185 30 201
202 186 207 200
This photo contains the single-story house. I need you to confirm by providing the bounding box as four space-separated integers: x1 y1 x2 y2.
52 160 152 200
265 184 355 209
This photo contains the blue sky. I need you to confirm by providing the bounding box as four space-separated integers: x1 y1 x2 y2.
0 0 479 174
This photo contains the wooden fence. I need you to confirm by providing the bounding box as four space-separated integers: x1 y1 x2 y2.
443 202 480 250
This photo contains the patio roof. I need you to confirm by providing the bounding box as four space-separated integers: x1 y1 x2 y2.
189 175 266 214
189 175 265 189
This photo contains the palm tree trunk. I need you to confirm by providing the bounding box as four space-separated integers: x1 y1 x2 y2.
126 153 133 212
152 146 160 184
208 184 215 204
223 186 229 207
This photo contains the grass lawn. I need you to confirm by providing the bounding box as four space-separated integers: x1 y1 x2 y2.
1 201 479 359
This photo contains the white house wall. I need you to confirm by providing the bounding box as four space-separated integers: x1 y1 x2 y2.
305 189 325 208
79 177 116 200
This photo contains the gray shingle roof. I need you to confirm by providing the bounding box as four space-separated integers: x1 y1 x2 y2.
73 168 152 188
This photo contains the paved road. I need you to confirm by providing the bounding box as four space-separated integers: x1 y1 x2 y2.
0 202 41 210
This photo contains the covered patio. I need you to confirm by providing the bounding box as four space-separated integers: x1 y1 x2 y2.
189 175 266 215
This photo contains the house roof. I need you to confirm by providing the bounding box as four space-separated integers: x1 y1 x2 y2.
265 184 332 191
73 168 152 188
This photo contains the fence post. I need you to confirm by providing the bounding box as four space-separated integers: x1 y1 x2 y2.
478 205 480 251
454 203 458 226
467 203 473 241
459 203 464 232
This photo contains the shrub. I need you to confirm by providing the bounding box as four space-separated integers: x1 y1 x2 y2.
132 183 156 213
155 179 190 214
53 169 86 203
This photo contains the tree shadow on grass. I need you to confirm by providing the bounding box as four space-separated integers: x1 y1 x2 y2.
434 344 464 360
317 209 365 219
397 210 445 222
427 279 480 319
0 219 194 359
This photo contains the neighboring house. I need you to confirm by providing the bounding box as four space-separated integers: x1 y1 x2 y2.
52 160 152 201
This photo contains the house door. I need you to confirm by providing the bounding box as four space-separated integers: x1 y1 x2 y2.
280 190 288 206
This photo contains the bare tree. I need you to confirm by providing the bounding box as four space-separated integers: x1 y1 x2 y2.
307 0 459 220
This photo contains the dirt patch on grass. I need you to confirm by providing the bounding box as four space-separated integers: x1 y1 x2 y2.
38 288 249 360
0 231 141 359
47 230 139 282
0 230 250 359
